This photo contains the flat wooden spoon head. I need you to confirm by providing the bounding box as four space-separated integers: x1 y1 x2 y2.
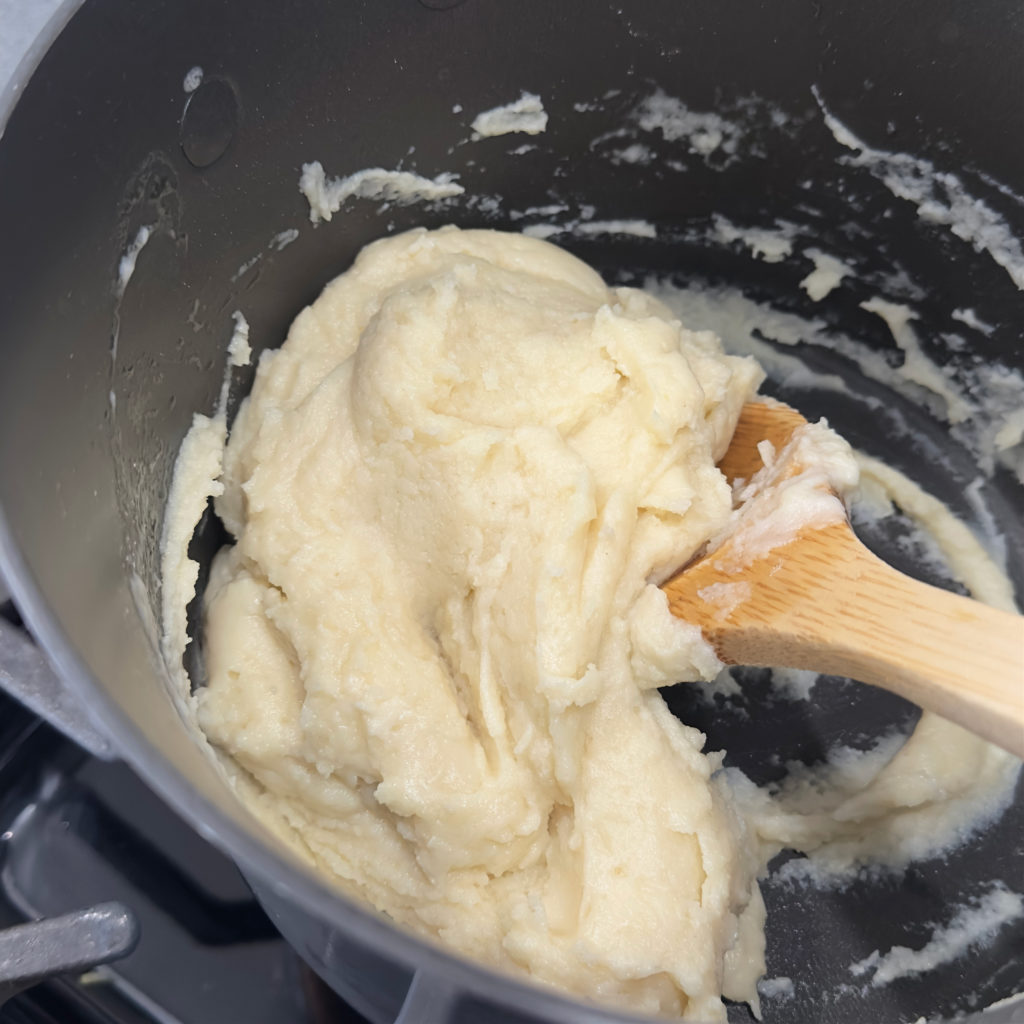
661 402 1024 757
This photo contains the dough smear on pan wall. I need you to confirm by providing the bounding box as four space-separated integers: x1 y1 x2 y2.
160 227 1019 1022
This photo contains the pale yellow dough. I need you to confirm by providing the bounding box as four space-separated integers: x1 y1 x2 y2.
196 227 767 1020
165 226 1020 1021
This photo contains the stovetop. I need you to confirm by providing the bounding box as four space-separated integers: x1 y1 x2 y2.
0 601 369 1024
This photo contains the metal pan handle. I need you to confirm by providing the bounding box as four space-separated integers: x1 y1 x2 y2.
0 902 139 1007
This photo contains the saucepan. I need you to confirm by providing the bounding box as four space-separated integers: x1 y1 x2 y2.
0 1 1021 1021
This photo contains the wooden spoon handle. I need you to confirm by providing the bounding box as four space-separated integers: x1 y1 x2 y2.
663 522 1024 756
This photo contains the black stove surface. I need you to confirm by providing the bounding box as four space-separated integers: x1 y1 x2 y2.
0 606 369 1024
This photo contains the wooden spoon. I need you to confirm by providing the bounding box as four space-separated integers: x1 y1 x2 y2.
661 401 1024 757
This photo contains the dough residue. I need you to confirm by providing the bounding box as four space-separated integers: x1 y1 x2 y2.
227 312 251 367
649 277 1024 486
860 298 974 425
710 420 858 572
951 307 995 336
523 218 657 241
812 85 1024 292
634 90 743 159
850 884 1024 986
758 975 795 1000
470 92 548 138
711 215 795 264
800 249 852 301
116 224 154 299
299 162 464 224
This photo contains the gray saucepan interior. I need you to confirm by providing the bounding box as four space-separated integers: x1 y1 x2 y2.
0 1 1022 1022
